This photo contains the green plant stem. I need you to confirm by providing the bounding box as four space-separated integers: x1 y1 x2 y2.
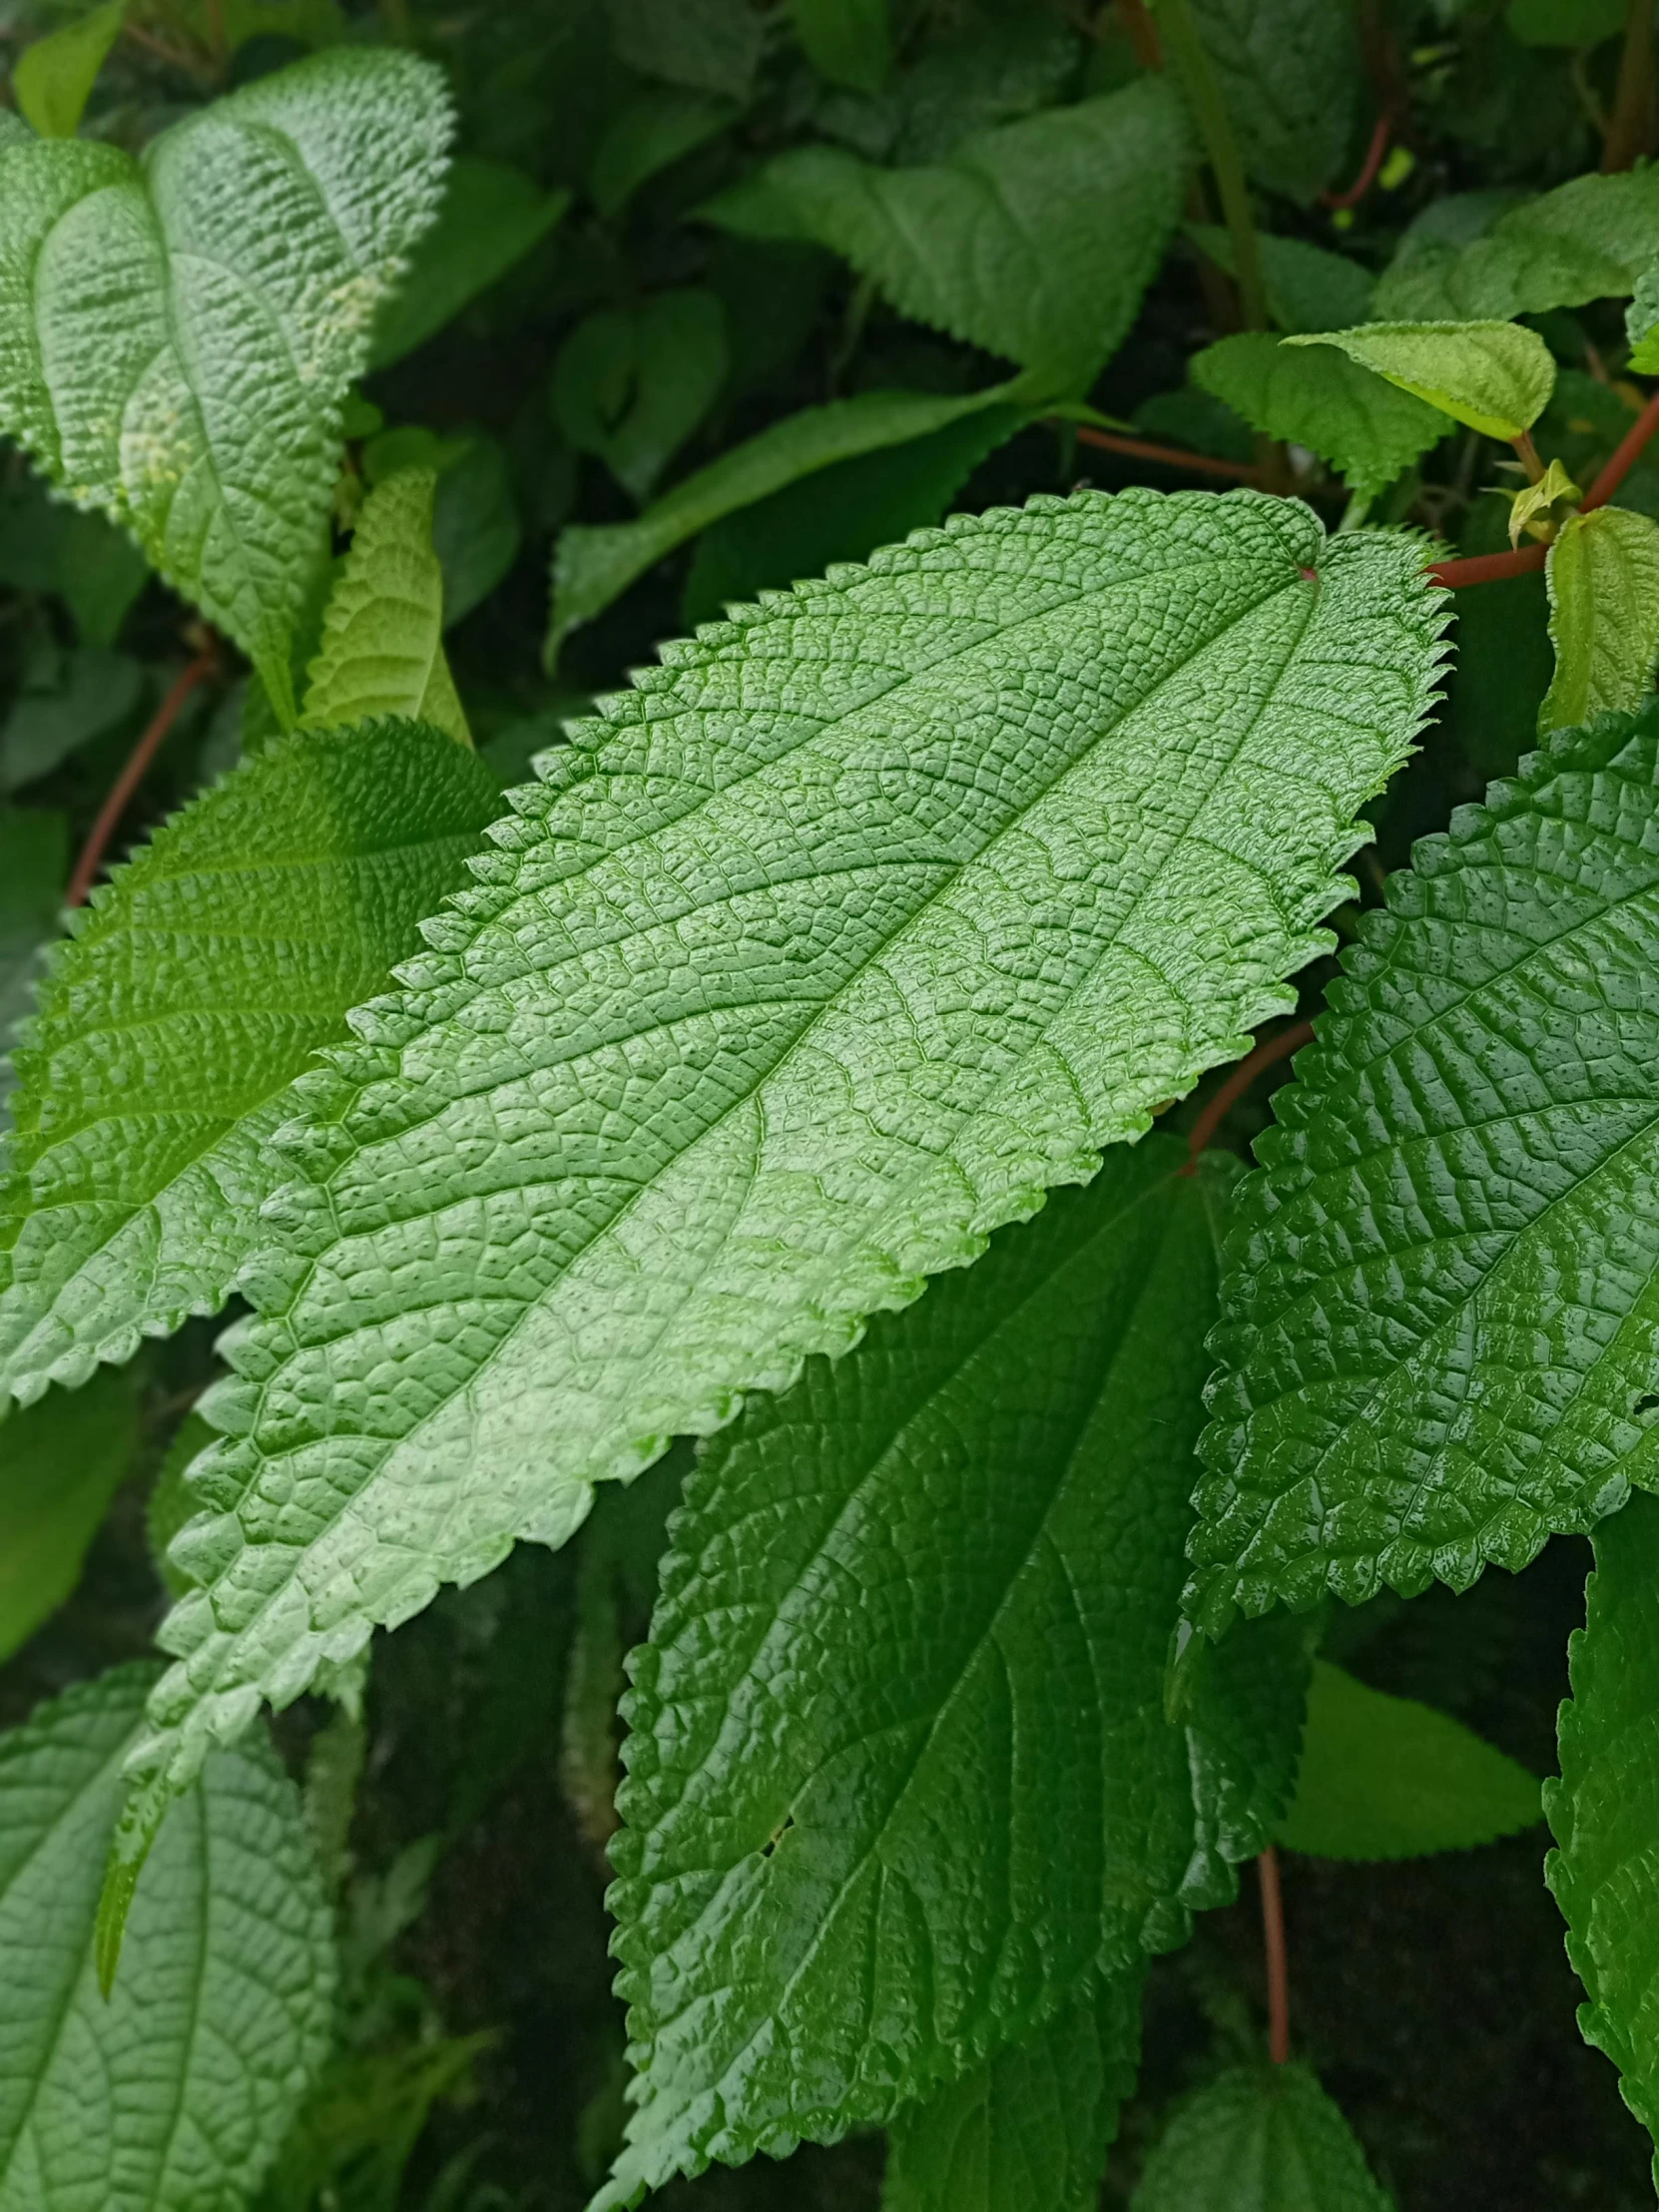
1154 0 1269 332
1603 0 1655 171
1512 429 1545 483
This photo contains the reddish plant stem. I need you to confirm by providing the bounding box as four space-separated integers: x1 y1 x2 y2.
1321 112 1391 211
1603 0 1656 171
1116 0 1162 69
1428 543 1547 588
1259 1846 1292 2064
68 655 214 908
1583 385 1659 508
1181 1019 1314 1169
1071 422 1263 483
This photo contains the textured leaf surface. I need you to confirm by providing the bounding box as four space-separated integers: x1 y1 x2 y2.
1193 335 1450 502
704 80 1187 386
881 1971 1142 2212
302 471 468 745
1289 321 1555 441
0 1663 331 2212
599 1142 1303 2206
1183 0 1358 206
1541 506 1659 732
0 50 450 719
0 720 501 1402
368 157 568 370
1547 1487 1659 2183
1375 171 1659 322
1628 260 1659 373
129 488 1441 1905
1194 706 1659 1627
1131 2064 1391 2211
1188 228 1375 335
1277 1660 1539 1860
0 1365 137 1663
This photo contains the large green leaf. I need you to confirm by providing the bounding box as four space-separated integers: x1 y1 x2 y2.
0 50 451 722
1374 170 1659 322
1541 506 1659 732
1288 321 1555 441
882 1972 1143 2212
1194 706 1659 1628
0 1365 137 1663
0 1663 332 2209
117 489 1441 1908
0 720 501 1403
701 79 1188 388
1547 1487 1659 2185
1131 2064 1391 2211
1193 334 1451 502
598 1142 1304 2206
1181 0 1359 207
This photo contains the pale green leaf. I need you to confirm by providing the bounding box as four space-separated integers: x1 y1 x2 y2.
1131 2064 1392 2211
589 89 737 219
369 158 568 371
796 0 891 91
0 720 501 1403
1507 456 1580 549
552 289 729 503
1374 170 1659 322
701 78 1188 388
1188 226 1375 335
1194 705 1659 1625
1179 0 1360 207
0 1663 332 2209
1277 1660 1539 1860
302 470 469 745
13 0 126 140
598 1143 1305 2206
1546 1487 1659 2186
0 1366 137 1663
548 381 1029 651
882 1972 1143 2212
1287 321 1555 441
0 50 451 722
112 487 1443 1979
1542 506 1659 731
1192 334 1449 502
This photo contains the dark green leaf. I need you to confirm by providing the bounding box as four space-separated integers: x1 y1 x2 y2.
1181 0 1360 207
432 435 522 628
796 0 891 94
0 642 142 792
0 1365 137 1662
589 89 737 218
369 158 569 371
552 290 729 502
1188 226 1376 335
608 0 764 102
1374 171 1659 322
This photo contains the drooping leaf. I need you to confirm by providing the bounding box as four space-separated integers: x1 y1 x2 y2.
881 1971 1143 2212
549 381 1028 650
1192 334 1450 502
552 289 730 503
1187 226 1376 335
0 1365 137 1663
796 0 891 92
369 157 569 371
1193 705 1659 1628
1276 1660 1539 1860
1541 506 1659 731
0 1663 332 2207
0 720 501 1403
1374 170 1659 322
701 79 1188 389
1287 321 1555 441
0 49 451 722
598 1143 1305 2206
589 89 737 218
1547 1487 1659 2185
1130 2064 1392 2211
302 471 469 745
1179 0 1359 207
13 0 127 139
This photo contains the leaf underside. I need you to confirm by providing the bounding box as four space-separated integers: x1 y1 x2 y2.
1130 2063 1391 2211
1194 705 1659 1629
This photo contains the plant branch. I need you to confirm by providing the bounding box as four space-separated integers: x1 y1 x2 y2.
1070 421 1263 482
1154 0 1270 332
1116 0 1162 68
68 654 215 909
1603 0 1656 170
1182 1019 1314 1167
1428 543 1548 588
1322 112 1391 211
1259 1846 1292 2065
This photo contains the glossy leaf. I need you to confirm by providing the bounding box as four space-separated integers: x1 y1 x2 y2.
552 289 729 502
0 1366 137 1663
1181 0 1359 207
13 0 126 139
0 50 451 721
599 1142 1304 2205
1374 170 1659 322
302 471 469 745
1194 706 1659 1627
1193 334 1450 501
1547 1487 1659 2186
1277 1661 1539 1860
0 720 501 1403
1287 322 1555 442
1131 2064 1391 2211
117 489 1443 1921
0 1663 332 2210
369 158 569 370
1541 506 1659 731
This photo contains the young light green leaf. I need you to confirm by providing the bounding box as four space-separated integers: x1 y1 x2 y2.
1192 334 1449 501
369 158 569 370
0 50 451 723
552 289 729 503
589 89 736 218
795 0 891 92
1507 455 1580 548
882 1972 1143 2212
701 78 1188 389
1286 321 1555 441
0 721 501 1404
599 1143 1305 2207
0 1662 332 2207
1547 1487 1659 2186
302 471 469 745
1277 1660 1539 1860
0 1365 137 1663
1541 506 1659 731
1374 169 1659 322
1131 2064 1391 2211
1177 0 1360 207
1194 705 1659 1627
548 381 1029 650
13 0 126 139
1187 225 1376 334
